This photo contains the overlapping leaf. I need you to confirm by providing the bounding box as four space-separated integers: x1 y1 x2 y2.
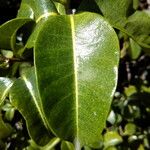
18 0 57 21
124 11 150 48
9 68 53 146
95 0 134 28
92 0 150 48
0 18 35 50
18 0 58 52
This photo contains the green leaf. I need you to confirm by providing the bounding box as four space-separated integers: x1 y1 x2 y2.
1 50 13 59
23 18 49 51
17 3 34 19
125 11 150 48
61 141 74 150
0 114 13 139
0 18 35 50
35 12 119 146
0 78 13 105
129 38 141 59
9 68 53 146
53 0 67 5
95 0 134 28
54 2 66 15
95 0 150 48
104 131 123 148
133 0 139 10
2 103 15 121
16 0 58 56
124 85 137 97
26 137 60 150
124 123 136 136
18 0 58 22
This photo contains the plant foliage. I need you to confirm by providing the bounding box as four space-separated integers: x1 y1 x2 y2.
0 0 150 149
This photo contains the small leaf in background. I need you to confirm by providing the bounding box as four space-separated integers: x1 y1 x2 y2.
83 146 92 150
133 0 139 10
95 0 134 28
104 131 123 148
128 38 142 59
128 135 138 143
77 0 101 14
61 141 74 150
107 110 116 125
124 85 137 97
123 123 136 136
105 146 117 150
0 114 13 139
138 144 145 150
2 103 15 121
1 50 13 59
0 77 13 105
53 0 67 5
125 10 150 48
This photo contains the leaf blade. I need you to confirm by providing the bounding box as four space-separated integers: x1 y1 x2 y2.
0 78 13 105
35 12 119 146
9 68 53 146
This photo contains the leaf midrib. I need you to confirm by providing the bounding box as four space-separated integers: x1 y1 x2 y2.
70 15 79 139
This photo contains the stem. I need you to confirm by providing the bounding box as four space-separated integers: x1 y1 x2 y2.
44 138 61 150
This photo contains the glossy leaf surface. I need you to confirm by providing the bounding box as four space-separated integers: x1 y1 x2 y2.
0 78 13 105
35 12 119 146
18 0 58 21
10 68 53 146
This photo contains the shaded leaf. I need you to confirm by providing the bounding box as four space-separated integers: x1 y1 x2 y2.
129 38 141 59
78 0 101 14
95 0 134 28
35 12 119 146
124 123 136 136
125 11 150 48
95 0 150 48
0 18 35 50
2 103 15 121
9 68 53 146
61 141 74 150
53 0 67 5
0 114 13 139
